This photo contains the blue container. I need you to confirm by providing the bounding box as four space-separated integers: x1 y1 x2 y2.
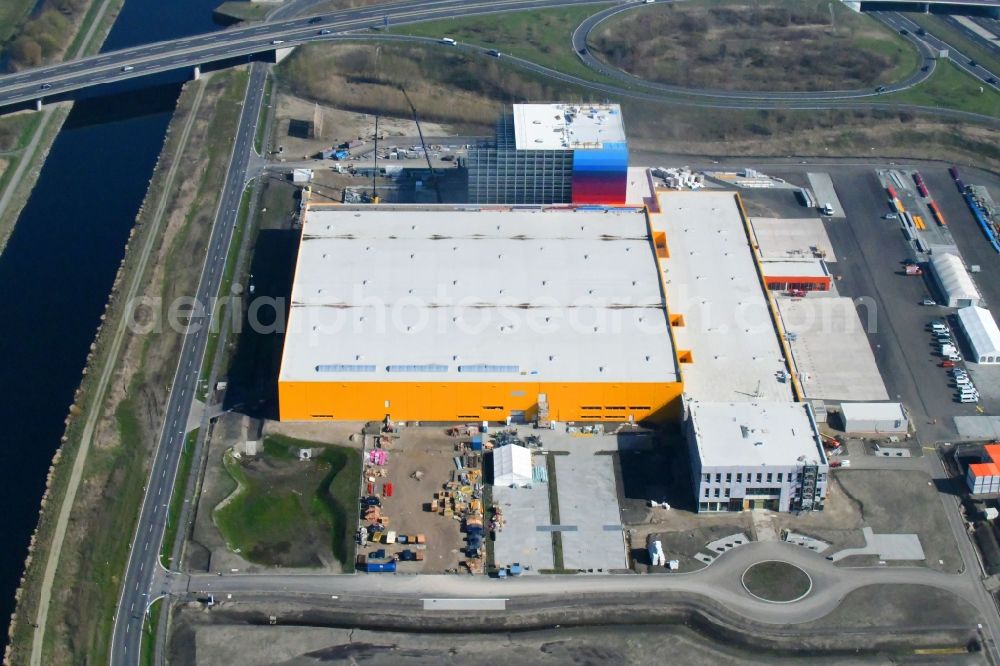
471 434 483 451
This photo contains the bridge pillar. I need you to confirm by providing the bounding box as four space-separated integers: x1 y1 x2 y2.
35 98 42 112
922 3 929 13
193 65 201 81
273 47 294 64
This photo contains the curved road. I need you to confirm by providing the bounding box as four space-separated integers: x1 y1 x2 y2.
571 3 939 100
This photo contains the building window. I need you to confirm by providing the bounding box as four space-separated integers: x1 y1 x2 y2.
715 473 721 483
703 473 710 483
714 488 720 498
756 473 762 483
777 472 783 482
704 487 710 498
736 473 742 483
724 488 730 498
766 472 773 483
725 473 732 482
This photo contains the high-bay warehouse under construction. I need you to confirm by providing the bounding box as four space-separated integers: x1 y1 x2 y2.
276 105 835 512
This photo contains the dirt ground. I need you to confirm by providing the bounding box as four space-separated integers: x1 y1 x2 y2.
272 93 454 160
359 426 475 573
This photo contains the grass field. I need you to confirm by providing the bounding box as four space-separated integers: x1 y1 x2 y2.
0 0 35 47
214 435 361 567
588 0 918 91
885 59 1000 118
742 560 811 602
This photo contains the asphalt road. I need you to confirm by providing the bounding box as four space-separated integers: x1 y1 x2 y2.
106 61 267 666
0 0 599 108
879 10 1000 90
179 539 982 630
0 0 996 124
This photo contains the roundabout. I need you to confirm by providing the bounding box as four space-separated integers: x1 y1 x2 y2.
741 560 814 604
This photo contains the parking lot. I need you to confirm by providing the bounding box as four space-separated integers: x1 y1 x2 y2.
753 166 998 441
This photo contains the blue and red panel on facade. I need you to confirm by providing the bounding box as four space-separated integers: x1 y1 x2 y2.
571 142 628 205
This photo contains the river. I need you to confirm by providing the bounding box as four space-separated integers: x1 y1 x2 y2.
0 0 222 649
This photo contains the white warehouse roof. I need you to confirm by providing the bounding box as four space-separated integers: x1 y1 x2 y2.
958 306 1000 364
760 258 830 279
280 205 678 384
653 191 795 403
687 401 826 468
512 103 626 151
839 402 907 427
931 253 981 306
493 444 532 486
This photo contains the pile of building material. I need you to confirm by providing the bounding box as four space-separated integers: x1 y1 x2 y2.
651 166 704 190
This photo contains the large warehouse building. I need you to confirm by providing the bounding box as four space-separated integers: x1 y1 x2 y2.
930 252 982 308
467 103 628 205
957 305 1000 365
278 204 683 423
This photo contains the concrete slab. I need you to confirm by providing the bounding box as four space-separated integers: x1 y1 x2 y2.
750 217 838 262
830 527 924 562
492 483 553 573
807 172 846 218
777 296 889 401
423 598 506 610
552 435 628 572
955 416 1000 441
706 533 750 554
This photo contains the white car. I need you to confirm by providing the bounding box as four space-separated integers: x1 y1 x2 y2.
960 395 979 403
440 37 457 45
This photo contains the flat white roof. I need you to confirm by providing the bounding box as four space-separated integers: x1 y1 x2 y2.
760 259 829 279
512 103 626 151
280 206 677 384
652 191 794 402
958 306 1000 360
840 402 907 422
688 401 826 468
750 217 837 262
931 253 980 302
493 444 532 486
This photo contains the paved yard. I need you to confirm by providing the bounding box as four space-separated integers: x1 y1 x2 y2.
552 433 628 572
492 482 553 573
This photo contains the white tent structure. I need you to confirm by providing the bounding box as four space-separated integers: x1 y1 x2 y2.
930 253 981 308
493 444 533 487
958 306 1000 365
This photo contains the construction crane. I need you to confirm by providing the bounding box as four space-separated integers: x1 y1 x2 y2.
399 85 442 203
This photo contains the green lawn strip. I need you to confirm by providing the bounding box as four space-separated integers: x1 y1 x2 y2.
214 439 361 567
394 4 617 85
215 1 272 22
853 34 920 85
159 429 199 569
312 445 363 567
254 76 273 155
884 59 1000 118
139 597 162 666
544 453 564 571
907 14 1000 77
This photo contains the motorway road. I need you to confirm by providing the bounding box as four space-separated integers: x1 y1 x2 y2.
878 10 1000 91
105 62 267 666
0 0 996 122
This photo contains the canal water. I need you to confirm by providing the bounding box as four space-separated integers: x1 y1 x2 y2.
0 0 222 648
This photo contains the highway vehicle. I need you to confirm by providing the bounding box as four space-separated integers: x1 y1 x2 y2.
970 59 978 67
39 83 51 90
487 49 501 57
121 65 134 72
988 77 998 85
308 16 322 23
318 29 332 35
875 86 887 93
440 37 457 45
916 27 926 36
271 39 285 45
922 299 937 306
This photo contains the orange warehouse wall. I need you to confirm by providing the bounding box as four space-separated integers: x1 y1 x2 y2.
278 380 684 423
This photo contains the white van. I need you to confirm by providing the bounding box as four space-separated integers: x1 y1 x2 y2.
440 37 457 45
931 322 947 331
960 395 979 403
